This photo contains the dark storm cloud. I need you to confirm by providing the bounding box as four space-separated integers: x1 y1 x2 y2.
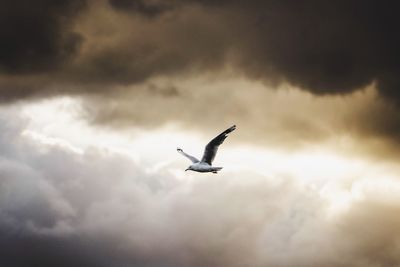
236 0 400 99
1 0 400 145
0 0 86 74
108 0 176 17
1 0 399 99
103 0 400 99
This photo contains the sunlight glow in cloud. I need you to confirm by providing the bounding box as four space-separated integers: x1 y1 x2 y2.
0 95 398 267
19 97 400 219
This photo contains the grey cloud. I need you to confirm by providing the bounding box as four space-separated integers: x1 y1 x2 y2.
2 0 399 100
97 0 400 100
108 0 176 17
0 0 86 74
0 0 400 145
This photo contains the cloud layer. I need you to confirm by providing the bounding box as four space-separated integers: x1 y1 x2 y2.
1 0 399 147
2 3 400 266
1 103 400 267
1 1 400 99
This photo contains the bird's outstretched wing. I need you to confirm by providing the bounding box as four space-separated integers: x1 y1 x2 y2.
201 125 236 165
177 148 200 163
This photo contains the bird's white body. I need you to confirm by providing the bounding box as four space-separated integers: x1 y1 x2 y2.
187 162 223 173
177 125 236 174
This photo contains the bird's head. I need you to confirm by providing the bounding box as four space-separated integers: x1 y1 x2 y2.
185 166 192 171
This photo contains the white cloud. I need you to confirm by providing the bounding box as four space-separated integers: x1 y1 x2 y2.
1 98 400 267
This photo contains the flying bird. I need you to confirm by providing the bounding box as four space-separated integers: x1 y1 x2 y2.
177 125 236 173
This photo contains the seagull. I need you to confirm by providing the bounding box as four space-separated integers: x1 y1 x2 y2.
177 125 236 173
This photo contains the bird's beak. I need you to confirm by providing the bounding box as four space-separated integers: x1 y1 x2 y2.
185 168 189 171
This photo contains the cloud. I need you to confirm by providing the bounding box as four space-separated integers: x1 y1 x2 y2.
108 0 177 17
79 77 400 159
2 3 400 265
1 1 399 98
0 0 86 74
1 102 400 267
0 0 399 146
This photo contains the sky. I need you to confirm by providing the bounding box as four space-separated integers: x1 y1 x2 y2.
1 1 400 266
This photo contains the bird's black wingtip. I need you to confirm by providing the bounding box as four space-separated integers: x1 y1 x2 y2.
177 148 182 152
222 125 236 135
